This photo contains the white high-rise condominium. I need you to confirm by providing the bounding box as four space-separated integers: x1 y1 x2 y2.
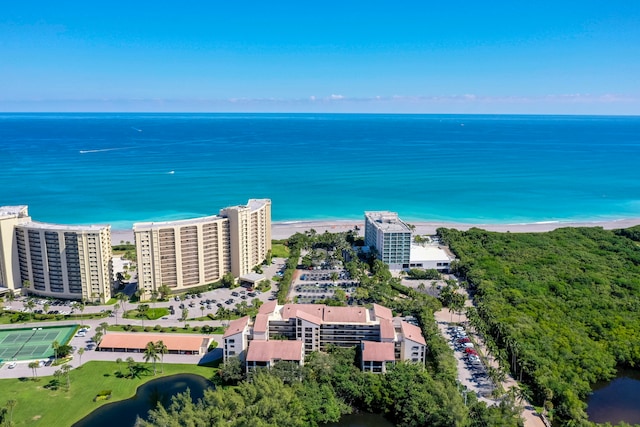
364 211 412 269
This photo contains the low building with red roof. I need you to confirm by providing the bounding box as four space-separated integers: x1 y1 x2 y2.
246 340 304 371
98 333 212 355
361 341 396 373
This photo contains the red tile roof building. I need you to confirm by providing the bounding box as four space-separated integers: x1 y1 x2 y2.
98 333 212 355
223 303 427 372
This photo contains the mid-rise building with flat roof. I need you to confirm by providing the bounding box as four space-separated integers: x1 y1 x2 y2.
364 211 412 269
134 199 271 297
0 205 113 301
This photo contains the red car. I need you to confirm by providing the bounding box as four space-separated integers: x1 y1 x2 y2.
464 348 478 355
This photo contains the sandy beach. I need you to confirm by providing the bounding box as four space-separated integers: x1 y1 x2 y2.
111 218 640 245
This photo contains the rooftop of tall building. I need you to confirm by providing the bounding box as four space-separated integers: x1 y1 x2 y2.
365 211 412 233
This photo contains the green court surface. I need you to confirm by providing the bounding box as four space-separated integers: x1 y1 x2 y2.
0 325 77 362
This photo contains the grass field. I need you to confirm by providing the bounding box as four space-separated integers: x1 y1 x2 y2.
271 242 290 258
0 326 77 362
0 361 215 426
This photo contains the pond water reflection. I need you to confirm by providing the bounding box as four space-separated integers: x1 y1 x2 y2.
72 374 211 427
587 368 640 424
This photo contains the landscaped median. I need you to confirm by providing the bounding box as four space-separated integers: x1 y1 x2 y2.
0 361 215 426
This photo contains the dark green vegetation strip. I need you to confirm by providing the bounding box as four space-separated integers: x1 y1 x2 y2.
439 225 640 424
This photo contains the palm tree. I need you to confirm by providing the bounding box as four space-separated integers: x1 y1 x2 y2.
28 361 39 380
6 399 16 424
113 303 120 325
138 304 149 328
252 298 263 310
330 272 339 285
126 357 135 377
7 290 15 306
99 322 109 335
155 340 168 373
76 301 86 319
200 305 205 317
143 341 159 375
52 340 60 362
115 357 123 376
22 280 31 296
43 302 50 315
159 284 171 301
77 347 85 366
24 299 36 320
151 291 158 307
116 292 128 313
92 332 103 346
61 364 71 390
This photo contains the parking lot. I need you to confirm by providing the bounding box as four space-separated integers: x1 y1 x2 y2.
290 269 358 303
443 323 495 400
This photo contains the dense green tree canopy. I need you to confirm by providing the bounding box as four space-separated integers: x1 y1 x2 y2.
439 226 640 424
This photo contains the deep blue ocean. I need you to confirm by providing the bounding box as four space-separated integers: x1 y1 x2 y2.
1 113 639 229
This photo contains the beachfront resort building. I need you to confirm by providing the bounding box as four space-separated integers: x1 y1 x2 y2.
0 205 113 302
223 302 427 373
134 199 271 297
364 211 412 269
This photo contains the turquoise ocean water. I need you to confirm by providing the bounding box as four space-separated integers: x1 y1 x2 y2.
1 113 639 229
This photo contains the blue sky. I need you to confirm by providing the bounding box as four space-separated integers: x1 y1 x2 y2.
1 1 639 114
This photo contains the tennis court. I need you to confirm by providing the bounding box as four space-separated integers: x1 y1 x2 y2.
0 325 77 361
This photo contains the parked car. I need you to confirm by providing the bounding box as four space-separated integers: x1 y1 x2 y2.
8 362 17 369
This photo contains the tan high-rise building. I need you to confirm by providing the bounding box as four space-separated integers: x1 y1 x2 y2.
134 199 271 296
0 206 113 302
220 199 272 277
15 222 113 302
0 206 31 294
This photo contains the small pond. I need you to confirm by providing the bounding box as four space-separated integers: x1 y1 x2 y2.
587 368 640 425
72 374 211 427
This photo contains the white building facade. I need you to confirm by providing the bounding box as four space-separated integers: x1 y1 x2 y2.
364 211 412 269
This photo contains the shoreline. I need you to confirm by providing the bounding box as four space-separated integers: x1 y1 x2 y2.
111 218 640 245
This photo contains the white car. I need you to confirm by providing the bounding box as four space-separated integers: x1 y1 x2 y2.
7 362 17 369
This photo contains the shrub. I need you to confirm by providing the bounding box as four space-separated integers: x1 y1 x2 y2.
144 326 151 332
154 324 162 331
171 326 177 332
192 326 200 332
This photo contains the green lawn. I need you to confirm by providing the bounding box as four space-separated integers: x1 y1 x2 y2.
0 311 107 325
271 242 290 258
0 361 215 426
123 307 169 320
